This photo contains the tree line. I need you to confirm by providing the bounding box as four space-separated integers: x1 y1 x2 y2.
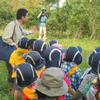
0 0 100 39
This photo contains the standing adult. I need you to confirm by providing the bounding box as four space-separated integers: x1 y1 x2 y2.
2 8 36 90
37 9 48 41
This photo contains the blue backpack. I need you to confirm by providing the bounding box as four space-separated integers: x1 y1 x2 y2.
0 21 17 62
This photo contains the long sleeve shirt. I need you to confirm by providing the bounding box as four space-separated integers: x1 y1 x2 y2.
2 20 32 46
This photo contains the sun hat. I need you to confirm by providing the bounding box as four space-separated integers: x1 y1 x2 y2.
32 40 47 58
15 63 38 88
64 46 82 65
35 67 68 97
91 52 100 73
88 47 100 67
44 46 62 68
48 40 58 47
41 9 46 11
23 51 45 70
18 37 29 49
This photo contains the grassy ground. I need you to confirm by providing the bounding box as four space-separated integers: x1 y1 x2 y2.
0 29 100 99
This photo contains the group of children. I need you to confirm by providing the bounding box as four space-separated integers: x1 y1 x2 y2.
8 36 100 100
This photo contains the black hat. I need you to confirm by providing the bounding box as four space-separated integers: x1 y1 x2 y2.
44 46 62 68
48 40 58 47
26 39 36 50
33 40 47 58
91 52 100 73
23 51 45 70
64 46 82 65
15 63 38 88
18 37 29 49
76 46 82 53
41 9 46 11
88 47 100 67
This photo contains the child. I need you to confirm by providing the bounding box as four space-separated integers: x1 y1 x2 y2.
40 46 75 100
26 39 36 51
70 52 100 100
48 40 58 47
35 67 68 100
9 37 29 100
22 51 45 100
61 46 82 100
15 63 38 88
80 47 100 84
32 39 47 58
82 52 100 100
52 43 67 60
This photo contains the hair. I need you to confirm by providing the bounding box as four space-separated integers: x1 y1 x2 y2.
16 8 28 19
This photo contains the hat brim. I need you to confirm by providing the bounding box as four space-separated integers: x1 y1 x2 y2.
35 79 68 97
16 75 37 88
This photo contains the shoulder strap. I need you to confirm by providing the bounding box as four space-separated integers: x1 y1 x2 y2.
67 64 78 77
12 20 16 42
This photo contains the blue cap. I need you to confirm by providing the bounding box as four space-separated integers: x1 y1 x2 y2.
32 40 47 58
44 46 62 68
15 63 38 88
48 40 58 47
18 37 29 49
64 46 82 65
91 52 100 73
23 51 45 70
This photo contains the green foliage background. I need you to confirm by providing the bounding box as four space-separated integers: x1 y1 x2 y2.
0 0 100 39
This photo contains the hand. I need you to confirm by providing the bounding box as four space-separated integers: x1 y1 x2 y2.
16 44 18 48
31 26 36 34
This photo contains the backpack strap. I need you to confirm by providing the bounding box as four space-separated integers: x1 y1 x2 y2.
12 20 16 42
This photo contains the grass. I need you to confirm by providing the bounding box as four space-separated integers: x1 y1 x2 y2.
0 28 100 99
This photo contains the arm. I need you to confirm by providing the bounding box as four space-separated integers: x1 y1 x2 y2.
2 22 16 46
11 63 15 69
68 86 76 95
37 11 42 18
22 26 36 35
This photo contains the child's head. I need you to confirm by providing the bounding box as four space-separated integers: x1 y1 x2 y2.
23 51 45 70
15 63 38 88
64 46 82 65
88 47 100 67
48 40 58 47
18 37 29 49
35 67 68 98
32 40 47 58
44 46 62 68
76 46 82 53
52 43 67 60
26 39 36 50
91 52 100 73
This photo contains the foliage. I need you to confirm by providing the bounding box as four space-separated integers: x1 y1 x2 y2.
0 0 100 39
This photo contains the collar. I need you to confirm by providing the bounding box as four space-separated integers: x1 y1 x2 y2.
16 20 23 27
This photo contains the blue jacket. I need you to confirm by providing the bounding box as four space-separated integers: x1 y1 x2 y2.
37 14 48 27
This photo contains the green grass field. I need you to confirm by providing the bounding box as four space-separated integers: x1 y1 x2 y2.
0 31 100 99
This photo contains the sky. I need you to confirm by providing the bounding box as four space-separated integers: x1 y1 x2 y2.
59 0 66 7
50 0 66 10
